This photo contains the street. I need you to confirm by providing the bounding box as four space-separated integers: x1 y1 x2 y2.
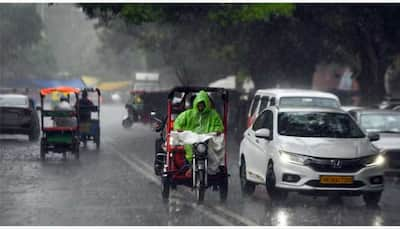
1 104 400 226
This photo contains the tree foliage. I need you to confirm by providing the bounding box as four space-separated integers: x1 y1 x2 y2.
0 4 57 79
81 3 400 103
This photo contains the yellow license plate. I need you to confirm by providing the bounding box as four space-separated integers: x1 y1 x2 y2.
320 176 353 184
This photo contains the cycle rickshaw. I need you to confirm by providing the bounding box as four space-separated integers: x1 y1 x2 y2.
39 86 80 160
78 87 101 149
152 87 229 203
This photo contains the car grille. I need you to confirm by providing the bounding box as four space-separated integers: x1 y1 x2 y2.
306 157 365 173
385 150 400 169
305 180 365 188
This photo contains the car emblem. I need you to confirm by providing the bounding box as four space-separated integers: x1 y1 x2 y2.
330 159 342 168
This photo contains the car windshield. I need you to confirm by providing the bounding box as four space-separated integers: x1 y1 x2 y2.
278 112 365 138
0 96 28 107
279 97 339 108
360 113 400 133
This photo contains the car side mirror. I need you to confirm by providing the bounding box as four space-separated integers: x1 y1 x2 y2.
255 128 272 140
368 132 380 142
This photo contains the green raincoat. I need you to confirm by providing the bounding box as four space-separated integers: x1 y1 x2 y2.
174 90 224 162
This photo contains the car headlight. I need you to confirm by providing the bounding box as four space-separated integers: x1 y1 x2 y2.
363 154 385 167
195 143 207 154
279 150 310 165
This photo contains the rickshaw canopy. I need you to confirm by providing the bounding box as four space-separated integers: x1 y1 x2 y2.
40 86 80 96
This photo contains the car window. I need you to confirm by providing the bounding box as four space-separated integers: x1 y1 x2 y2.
279 97 339 108
249 95 260 116
262 110 273 132
0 96 28 107
270 97 276 106
259 96 269 112
252 111 266 131
278 112 365 138
360 113 400 133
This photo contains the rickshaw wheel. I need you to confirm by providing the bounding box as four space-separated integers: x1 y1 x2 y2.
40 140 46 161
219 172 228 203
162 177 170 203
75 147 80 160
196 171 206 204
96 133 100 150
73 140 80 160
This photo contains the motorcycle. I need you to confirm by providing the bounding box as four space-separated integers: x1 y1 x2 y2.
122 104 142 128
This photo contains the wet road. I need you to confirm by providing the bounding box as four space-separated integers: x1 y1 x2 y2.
1 104 400 226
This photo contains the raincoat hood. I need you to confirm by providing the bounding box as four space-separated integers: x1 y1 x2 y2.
193 90 211 113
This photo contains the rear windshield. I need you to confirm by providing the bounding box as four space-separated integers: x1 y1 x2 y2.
0 96 28 107
279 97 339 108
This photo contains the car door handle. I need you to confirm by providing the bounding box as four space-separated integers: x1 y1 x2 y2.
255 139 259 144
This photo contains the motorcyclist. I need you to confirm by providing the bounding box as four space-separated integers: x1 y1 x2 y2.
173 90 224 176
54 95 76 127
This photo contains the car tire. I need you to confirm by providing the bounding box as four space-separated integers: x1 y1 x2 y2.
266 161 288 201
240 158 256 196
363 191 382 207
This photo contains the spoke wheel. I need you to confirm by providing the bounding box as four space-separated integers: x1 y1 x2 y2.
40 139 46 161
219 171 228 203
196 170 206 204
162 177 170 203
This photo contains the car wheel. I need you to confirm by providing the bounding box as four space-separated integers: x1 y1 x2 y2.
363 191 382 207
266 161 288 201
240 158 256 196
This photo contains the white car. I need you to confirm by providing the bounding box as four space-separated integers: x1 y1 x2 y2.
239 106 385 206
246 89 340 128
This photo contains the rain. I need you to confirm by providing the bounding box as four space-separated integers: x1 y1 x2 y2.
1 3 400 226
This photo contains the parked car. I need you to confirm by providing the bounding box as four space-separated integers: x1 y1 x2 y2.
239 106 384 206
0 94 40 141
347 108 400 174
246 89 340 128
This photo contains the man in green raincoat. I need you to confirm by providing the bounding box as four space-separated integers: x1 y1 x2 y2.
174 90 224 167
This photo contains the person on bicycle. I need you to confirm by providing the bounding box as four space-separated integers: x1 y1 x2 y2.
173 90 224 176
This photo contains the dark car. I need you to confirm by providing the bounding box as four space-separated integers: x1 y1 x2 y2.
0 94 40 141
347 108 400 173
